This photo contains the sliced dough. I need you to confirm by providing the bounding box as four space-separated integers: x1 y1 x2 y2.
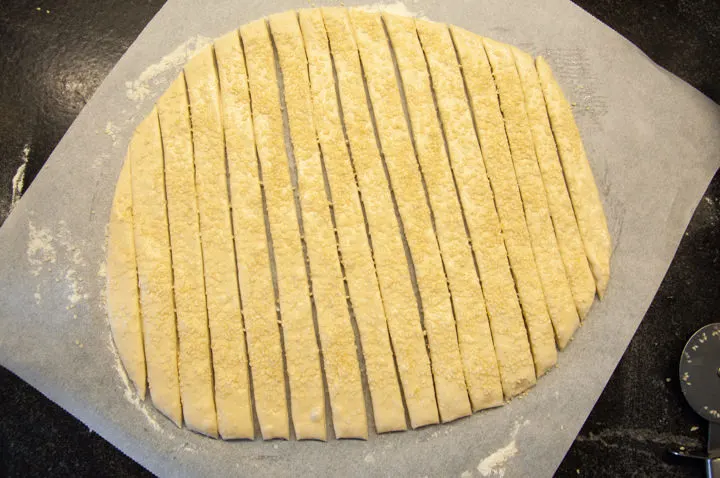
184 46 253 439
384 13 502 411
269 11 367 439
107 159 146 400
477 37 557 375
240 19 326 441
431 24 535 398
536 57 611 298
322 7 439 428
503 48 579 349
129 108 182 425
350 9 470 423
157 73 218 437
512 48 596 321
481 42 578 350
214 30 289 440
298 9 406 434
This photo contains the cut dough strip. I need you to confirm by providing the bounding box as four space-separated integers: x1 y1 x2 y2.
536 57 611 298
157 73 218 437
511 49 596 322
350 9 470 423
322 7 439 428
504 47 579 349
298 8 406 434
129 108 182 426
441 25 537 397
215 30 289 440
269 11 367 439
240 19 326 441
184 46 253 439
385 13 503 411
107 159 147 401
479 37 557 376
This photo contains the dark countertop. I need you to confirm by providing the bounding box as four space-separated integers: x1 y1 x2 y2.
0 1 718 476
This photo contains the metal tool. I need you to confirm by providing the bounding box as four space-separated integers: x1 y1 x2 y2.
671 323 720 477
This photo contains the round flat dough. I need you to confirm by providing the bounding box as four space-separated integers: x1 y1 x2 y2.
106 7 609 440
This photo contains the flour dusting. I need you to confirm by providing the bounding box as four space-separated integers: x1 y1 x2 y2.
27 221 57 276
477 440 517 477
56 220 89 307
104 121 120 146
65 269 86 306
126 35 212 102
97 261 107 279
476 420 529 477
107 334 167 435
57 220 85 267
92 152 110 170
11 144 31 212
358 1 426 18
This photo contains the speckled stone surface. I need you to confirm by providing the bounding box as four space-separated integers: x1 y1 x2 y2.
0 1 717 476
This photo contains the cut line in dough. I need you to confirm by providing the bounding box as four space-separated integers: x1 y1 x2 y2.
446 25 537 397
322 7 439 428
215 29 290 440
157 72 218 437
107 159 147 401
350 9 470 423
185 45 253 439
241 18 326 441
481 37 557 377
512 47 595 323
536 56 611 298
504 46 579 349
387 14 503 412
298 8 406 434
129 108 183 426
269 10 367 439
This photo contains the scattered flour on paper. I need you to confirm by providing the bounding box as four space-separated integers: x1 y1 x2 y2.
57 220 89 307
174 442 199 454
57 220 85 268
27 221 57 276
104 121 120 147
65 269 86 306
10 144 30 212
125 35 212 103
358 1 426 18
476 420 530 477
92 152 111 170
477 440 517 477
97 261 106 279
27 220 91 308
106 333 168 436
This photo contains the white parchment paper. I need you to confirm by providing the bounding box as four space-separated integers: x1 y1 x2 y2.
1 0 718 476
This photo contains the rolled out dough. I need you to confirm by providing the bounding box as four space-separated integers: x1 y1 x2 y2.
107 8 610 440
